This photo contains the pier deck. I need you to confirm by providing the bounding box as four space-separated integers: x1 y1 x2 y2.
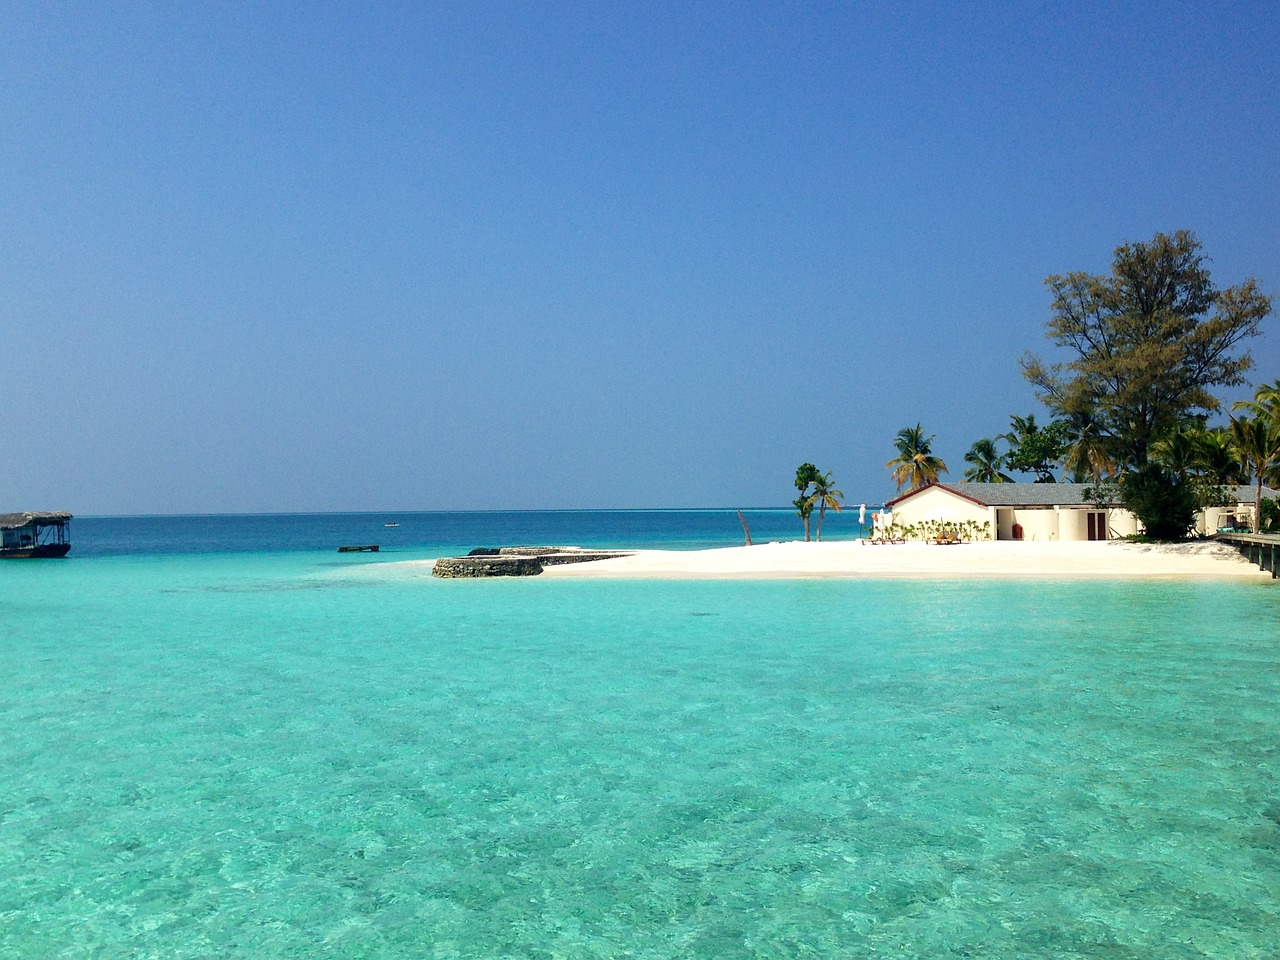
1216 532 1280 578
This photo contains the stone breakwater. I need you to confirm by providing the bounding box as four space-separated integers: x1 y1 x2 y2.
431 547 634 578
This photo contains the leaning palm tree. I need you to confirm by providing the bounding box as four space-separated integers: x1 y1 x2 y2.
1229 415 1280 532
886 424 949 493
807 471 844 541
962 438 1012 482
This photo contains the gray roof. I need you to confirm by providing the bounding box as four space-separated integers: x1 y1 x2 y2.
0 511 72 530
1233 485 1279 503
892 483 1277 508
939 483 1099 506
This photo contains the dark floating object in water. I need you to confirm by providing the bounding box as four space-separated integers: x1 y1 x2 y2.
1 512 72 558
338 544 379 553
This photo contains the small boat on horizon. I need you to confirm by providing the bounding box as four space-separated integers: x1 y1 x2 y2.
384 522 400 527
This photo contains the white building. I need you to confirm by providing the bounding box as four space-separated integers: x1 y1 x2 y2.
884 482 1276 541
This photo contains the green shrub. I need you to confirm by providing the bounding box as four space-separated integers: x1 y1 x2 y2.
1120 466 1199 541
1261 498 1280 533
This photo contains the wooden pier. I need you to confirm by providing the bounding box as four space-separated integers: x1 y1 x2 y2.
1216 532 1280 578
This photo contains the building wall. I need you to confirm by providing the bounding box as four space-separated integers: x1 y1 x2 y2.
996 505 1140 540
1010 508 1059 541
1197 503 1254 534
893 485 1226 541
995 508 1015 540
1109 510 1141 538
1057 508 1089 541
888 486 990 532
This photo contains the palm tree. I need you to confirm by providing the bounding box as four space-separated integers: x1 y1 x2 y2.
886 424 948 492
999 413 1065 482
1191 427 1243 486
1151 425 1202 476
1059 410 1115 482
1233 379 1280 426
794 462 821 541
1232 382 1280 530
807 471 844 541
962 438 1012 482
1229 415 1280 532
997 413 1039 450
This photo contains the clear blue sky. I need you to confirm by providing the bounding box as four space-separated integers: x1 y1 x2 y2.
3 1 1277 514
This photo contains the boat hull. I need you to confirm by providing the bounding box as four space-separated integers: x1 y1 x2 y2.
0 543 71 558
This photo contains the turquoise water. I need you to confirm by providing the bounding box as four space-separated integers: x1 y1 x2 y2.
70 509 869 558
3 530 1280 957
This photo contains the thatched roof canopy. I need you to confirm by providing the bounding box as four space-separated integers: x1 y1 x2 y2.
0 512 73 529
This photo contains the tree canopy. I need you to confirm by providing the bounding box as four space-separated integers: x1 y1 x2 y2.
1021 230 1270 471
962 438 1012 483
886 424 948 492
793 462 822 541
807 471 844 541
1021 230 1271 536
998 414 1067 482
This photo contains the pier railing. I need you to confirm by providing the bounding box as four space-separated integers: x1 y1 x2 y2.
1215 532 1280 578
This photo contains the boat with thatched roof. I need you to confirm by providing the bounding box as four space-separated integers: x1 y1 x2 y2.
0 512 72 558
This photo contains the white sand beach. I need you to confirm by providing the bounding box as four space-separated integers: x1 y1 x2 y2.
532 539 1268 580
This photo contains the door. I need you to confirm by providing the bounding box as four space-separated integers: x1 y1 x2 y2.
1087 512 1107 541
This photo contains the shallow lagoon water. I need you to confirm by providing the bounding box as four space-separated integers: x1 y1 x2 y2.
2 524 1279 958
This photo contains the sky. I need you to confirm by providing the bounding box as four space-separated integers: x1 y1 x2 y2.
2 1 1278 514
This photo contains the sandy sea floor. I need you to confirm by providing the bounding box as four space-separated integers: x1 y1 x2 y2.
6 545 1279 957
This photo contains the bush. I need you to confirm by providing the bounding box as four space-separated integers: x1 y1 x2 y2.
1120 466 1200 540
1261 498 1280 533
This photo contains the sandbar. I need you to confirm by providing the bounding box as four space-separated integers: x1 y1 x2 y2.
529 539 1268 580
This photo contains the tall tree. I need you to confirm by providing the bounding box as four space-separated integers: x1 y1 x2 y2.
962 438 1012 482
1022 230 1270 469
794 462 821 542
807 471 844 541
1022 230 1271 534
886 424 948 492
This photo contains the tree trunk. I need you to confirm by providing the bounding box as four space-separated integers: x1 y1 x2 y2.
816 504 826 541
737 510 753 546
803 515 811 541
1256 474 1264 533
